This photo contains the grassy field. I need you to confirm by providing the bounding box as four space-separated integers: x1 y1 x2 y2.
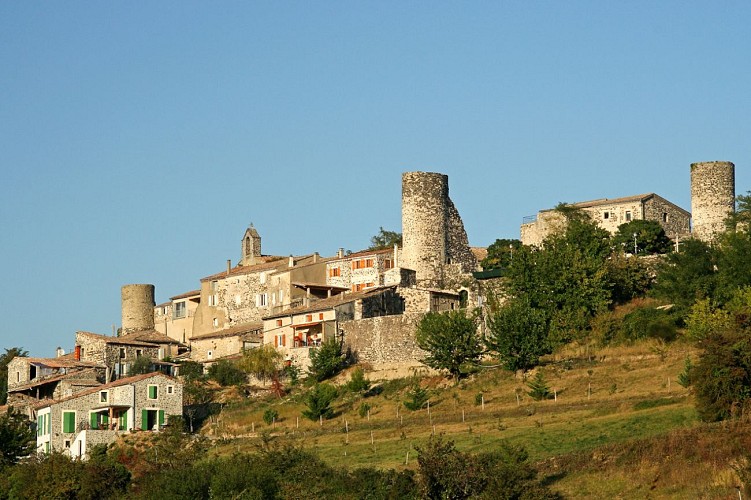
199 340 751 498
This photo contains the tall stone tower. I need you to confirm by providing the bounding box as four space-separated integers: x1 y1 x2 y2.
401 172 477 288
241 224 262 266
121 284 155 335
690 161 735 242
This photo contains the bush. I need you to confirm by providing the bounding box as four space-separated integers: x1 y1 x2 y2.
346 367 371 393
207 360 246 387
263 408 279 425
179 360 205 381
358 402 371 418
308 338 344 382
527 372 551 401
403 382 429 411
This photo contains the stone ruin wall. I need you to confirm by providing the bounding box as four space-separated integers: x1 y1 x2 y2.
691 161 735 242
642 196 691 239
121 284 155 335
341 313 428 366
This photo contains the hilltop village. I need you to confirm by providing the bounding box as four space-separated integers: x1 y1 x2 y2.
3 162 738 459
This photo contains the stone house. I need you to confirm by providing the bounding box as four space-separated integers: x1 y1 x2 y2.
6 354 105 418
34 372 182 459
189 322 263 363
520 193 691 247
154 289 201 343
75 331 161 381
262 286 405 370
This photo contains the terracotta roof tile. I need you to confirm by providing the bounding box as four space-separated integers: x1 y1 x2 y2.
190 322 263 341
263 286 396 319
169 289 201 300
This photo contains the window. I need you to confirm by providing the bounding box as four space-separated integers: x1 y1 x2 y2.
256 293 268 307
213 318 218 327
306 314 313 322
260 272 266 284
352 259 374 270
276 319 283 327
279 290 284 303
64 439 71 449
16 371 19 382
352 282 375 292
208 294 217 306
328 266 341 277
119 347 126 359
625 211 632 222
100 391 108 403
383 258 394 270
37 413 50 436
148 385 158 400
275 334 286 347
207 350 213 359
603 212 610 220
662 212 669 222
136 349 143 357
210 280 218 292
174 301 186 319
319 313 324 320
167 385 174 395
62 411 76 433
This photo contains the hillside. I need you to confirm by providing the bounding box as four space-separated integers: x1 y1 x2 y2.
196 339 750 498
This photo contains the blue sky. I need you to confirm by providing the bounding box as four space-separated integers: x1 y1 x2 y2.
2 2 749 356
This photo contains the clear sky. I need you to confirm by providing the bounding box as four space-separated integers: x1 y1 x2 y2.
1 2 749 357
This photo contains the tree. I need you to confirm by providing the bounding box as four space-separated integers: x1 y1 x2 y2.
0 408 35 468
308 338 344 382
129 355 154 375
369 227 402 250
652 238 716 310
481 239 521 270
1 347 28 405
415 309 483 379
207 359 246 386
238 344 282 385
692 330 751 422
487 298 550 372
612 219 672 255
302 383 338 421
527 371 552 401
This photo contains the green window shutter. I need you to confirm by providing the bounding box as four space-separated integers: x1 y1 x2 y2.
120 410 128 430
46 414 50 434
158 410 165 427
90 413 98 430
141 409 149 430
102 413 109 426
149 385 157 399
63 412 75 433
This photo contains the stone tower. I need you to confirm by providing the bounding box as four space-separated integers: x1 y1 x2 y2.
401 171 476 288
690 161 735 242
121 284 155 335
241 224 262 266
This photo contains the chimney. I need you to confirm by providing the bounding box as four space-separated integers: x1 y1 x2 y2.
289 255 294 268
313 252 319 263
56 347 65 358
337 248 344 258
74 345 81 361
227 259 232 276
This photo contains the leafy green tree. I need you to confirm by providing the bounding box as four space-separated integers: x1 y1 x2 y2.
527 371 552 401
308 337 345 382
685 298 732 341
415 309 482 379
713 231 751 304
652 238 717 310
345 367 371 393
1 347 28 405
692 330 751 422
129 355 154 375
612 219 673 255
481 239 522 270
604 253 654 304
724 191 751 231
369 226 402 250
238 344 282 385
487 298 550 372
178 360 205 382
207 359 246 386
0 408 34 468
302 383 338 421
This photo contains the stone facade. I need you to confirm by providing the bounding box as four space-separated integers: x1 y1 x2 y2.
520 193 691 247
189 322 262 363
34 372 182 459
691 161 736 242
154 289 200 343
325 247 400 291
76 331 160 381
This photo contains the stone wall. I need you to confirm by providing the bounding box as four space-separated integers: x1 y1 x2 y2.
643 195 691 238
691 161 735 242
341 313 427 366
190 335 243 362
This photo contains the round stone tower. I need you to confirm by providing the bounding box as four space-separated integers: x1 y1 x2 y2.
690 161 735 242
401 172 449 287
121 284 155 335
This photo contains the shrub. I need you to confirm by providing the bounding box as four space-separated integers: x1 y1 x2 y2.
207 360 246 387
358 402 371 418
263 408 279 425
346 367 371 393
403 382 429 411
527 371 551 401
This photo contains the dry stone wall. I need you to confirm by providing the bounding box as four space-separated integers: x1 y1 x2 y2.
341 313 427 366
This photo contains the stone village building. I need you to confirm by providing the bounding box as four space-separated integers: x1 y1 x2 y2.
34 372 182 459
